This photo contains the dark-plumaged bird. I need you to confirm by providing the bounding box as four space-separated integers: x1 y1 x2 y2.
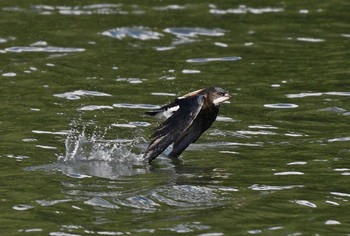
143 87 230 163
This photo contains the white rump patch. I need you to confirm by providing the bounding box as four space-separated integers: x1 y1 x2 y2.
155 105 179 119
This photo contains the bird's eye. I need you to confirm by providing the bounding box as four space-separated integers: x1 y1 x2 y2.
219 91 225 96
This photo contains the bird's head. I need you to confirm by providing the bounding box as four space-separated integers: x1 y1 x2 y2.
206 87 231 106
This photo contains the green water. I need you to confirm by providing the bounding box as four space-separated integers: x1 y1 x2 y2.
1 1 350 235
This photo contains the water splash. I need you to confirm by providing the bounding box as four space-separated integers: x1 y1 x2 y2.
59 126 143 164
27 125 148 179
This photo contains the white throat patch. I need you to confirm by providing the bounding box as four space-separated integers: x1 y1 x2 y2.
213 96 230 106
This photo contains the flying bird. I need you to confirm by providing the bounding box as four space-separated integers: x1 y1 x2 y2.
143 87 230 163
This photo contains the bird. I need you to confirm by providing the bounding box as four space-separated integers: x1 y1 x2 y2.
143 87 230 163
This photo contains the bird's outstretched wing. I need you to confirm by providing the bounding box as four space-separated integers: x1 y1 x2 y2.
143 95 205 163
145 88 205 119
169 106 219 158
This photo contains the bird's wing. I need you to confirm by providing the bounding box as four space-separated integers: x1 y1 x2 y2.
144 88 205 119
143 95 205 163
144 101 180 119
169 106 219 158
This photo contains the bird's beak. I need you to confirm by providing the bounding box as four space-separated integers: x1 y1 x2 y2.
223 93 231 103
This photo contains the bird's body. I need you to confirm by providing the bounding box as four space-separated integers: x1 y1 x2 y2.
143 87 230 163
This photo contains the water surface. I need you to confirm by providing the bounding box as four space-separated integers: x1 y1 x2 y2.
1 1 350 235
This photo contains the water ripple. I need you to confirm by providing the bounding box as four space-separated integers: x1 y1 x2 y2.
186 56 241 63
274 171 304 175
236 130 276 135
164 27 226 37
151 185 222 208
287 161 307 165
320 107 347 114
2 72 17 77
113 103 160 109
154 5 187 11
264 103 299 109
4 154 30 161
330 192 350 198
216 116 234 122
32 4 139 15
328 137 350 143
36 199 72 206
210 5 284 15
5 46 85 53
325 220 341 225
286 91 350 98
214 42 228 47
102 27 163 40
78 105 114 111
13 204 35 211
35 145 57 150
296 37 325 42
0 37 8 43
112 122 151 128
248 124 278 129
249 184 304 191
154 46 176 51
161 222 211 233
182 69 201 74
334 169 350 176
18 229 43 233
84 197 120 209
117 195 160 210
54 90 112 100
151 92 176 96
32 130 69 135
293 200 317 208
116 77 146 84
